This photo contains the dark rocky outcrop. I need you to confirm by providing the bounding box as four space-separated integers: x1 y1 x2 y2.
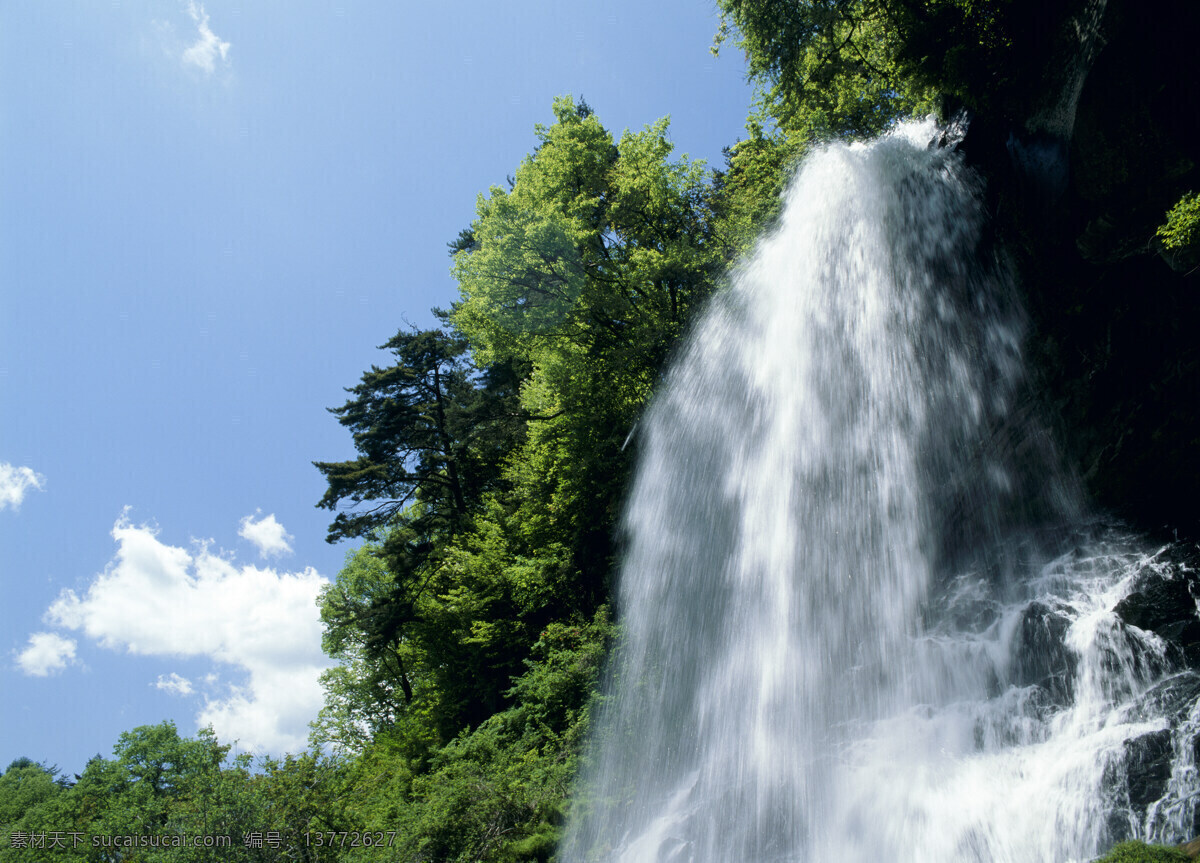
1125 671 1200 726
1113 543 1200 665
1103 549 1200 837
1010 599 1078 703
1105 727 1176 843
1124 728 1175 810
1101 671 1200 842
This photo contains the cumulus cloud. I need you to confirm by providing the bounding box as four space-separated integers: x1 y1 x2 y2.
238 511 294 558
47 512 331 754
16 632 76 676
0 463 45 511
180 2 230 74
155 672 195 696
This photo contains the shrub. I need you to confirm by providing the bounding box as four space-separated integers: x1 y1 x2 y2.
1157 191 1200 252
1094 840 1193 863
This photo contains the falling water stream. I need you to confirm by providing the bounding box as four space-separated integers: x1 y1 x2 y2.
562 121 1200 863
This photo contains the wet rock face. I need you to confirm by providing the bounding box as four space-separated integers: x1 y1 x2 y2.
1128 672 1200 725
985 531 1200 841
1101 543 1200 840
1113 544 1200 665
1010 600 1078 703
1104 728 1176 843
1123 728 1175 810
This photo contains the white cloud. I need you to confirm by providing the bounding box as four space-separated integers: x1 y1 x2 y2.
0 463 45 511
155 672 195 696
238 511 294 558
16 632 76 677
46 512 331 754
180 2 230 74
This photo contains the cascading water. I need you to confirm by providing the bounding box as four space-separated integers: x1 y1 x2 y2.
562 121 1200 863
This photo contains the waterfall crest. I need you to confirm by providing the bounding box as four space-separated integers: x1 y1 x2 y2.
562 121 1200 863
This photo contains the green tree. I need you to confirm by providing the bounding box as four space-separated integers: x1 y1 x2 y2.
252 751 357 861
711 0 1095 142
311 542 423 752
0 759 64 832
339 609 613 863
81 722 236 857
451 96 722 611
304 96 725 858
712 0 937 138
710 122 807 254
313 325 527 741
1 724 252 862
315 327 487 544
312 97 722 746
452 96 718 370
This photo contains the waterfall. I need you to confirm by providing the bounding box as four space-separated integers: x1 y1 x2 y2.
561 121 1200 863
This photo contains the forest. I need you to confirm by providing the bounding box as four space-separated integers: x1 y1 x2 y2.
4 0 1200 860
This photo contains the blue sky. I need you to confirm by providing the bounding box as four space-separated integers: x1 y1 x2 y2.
0 2 754 773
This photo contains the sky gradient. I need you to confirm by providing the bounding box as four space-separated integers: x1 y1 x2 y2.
0 1 754 774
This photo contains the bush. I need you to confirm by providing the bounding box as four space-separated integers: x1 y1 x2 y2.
1094 840 1193 863
1157 191 1200 252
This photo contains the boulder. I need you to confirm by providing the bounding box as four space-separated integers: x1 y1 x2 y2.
1113 544 1200 665
1010 600 1077 703
1123 728 1175 810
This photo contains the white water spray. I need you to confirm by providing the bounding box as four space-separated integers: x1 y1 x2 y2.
562 122 1200 863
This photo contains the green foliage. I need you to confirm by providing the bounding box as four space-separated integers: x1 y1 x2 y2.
712 0 937 138
711 123 806 254
314 326 519 545
881 0 1020 111
1093 841 1193 863
1158 191 1200 252
712 0 1091 141
451 99 615 365
451 96 722 613
0 760 63 829
312 324 532 741
451 96 720 370
311 96 724 760
312 541 422 751
255 752 357 851
0 724 355 863
340 608 614 863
